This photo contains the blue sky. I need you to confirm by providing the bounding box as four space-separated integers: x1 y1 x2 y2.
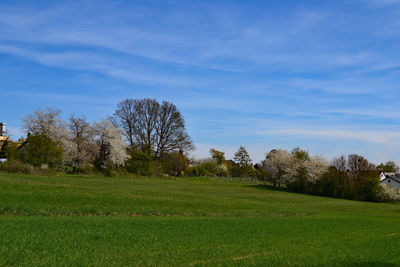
1 0 400 164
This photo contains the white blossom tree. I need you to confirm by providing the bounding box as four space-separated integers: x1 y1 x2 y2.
22 107 67 143
263 149 295 188
64 115 95 168
264 149 328 188
93 120 129 167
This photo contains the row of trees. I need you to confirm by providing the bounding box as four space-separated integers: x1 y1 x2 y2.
186 146 267 179
2 98 194 176
263 148 399 202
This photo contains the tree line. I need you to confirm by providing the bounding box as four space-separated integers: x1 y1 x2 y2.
1 98 399 202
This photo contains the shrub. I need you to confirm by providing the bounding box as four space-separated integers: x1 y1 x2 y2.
125 150 160 176
161 152 189 176
0 160 34 174
230 164 255 178
19 134 63 167
4 141 21 161
379 184 400 202
255 167 269 181
185 165 207 177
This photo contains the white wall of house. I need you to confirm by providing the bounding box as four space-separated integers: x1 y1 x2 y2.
381 178 400 189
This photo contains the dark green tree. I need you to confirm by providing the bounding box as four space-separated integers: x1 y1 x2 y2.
19 134 63 167
233 146 252 166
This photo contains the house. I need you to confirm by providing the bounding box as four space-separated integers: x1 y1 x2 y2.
0 122 7 163
380 171 400 189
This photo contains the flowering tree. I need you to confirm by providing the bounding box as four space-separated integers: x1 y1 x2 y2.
93 120 129 167
64 115 95 168
264 149 295 188
22 107 67 142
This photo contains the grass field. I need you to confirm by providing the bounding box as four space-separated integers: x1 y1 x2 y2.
0 172 400 266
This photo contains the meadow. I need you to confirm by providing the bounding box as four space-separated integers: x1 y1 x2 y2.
0 172 399 266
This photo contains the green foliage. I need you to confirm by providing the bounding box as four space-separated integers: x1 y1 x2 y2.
255 167 269 181
3 141 20 161
230 164 255 178
161 152 189 176
0 160 33 174
125 149 158 176
185 164 210 177
286 166 310 192
377 161 399 172
19 134 63 167
233 145 252 166
291 147 310 162
209 148 226 165
185 160 229 177
290 167 383 202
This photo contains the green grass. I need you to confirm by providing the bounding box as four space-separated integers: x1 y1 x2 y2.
0 172 399 266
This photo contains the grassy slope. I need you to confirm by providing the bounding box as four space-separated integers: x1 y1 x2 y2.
0 173 399 266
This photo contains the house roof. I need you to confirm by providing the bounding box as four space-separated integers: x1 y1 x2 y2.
381 175 400 184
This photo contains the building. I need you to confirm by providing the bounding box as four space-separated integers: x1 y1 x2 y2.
0 122 7 163
380 171 400 189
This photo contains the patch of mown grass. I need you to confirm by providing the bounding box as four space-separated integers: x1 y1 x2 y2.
1 216 400 266
0 172 400 266
0 172 398 218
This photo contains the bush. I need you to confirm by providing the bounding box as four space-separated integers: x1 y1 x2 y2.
0 160 34 174
4 141 21 161
287 166 311 193
185 165 210 177
255 167 269 181
161 152 189 176
125 150 160 176
19 134 63 167
230 164 255 178
379 184 400 202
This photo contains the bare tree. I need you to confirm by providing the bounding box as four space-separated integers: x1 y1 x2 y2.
113 99 136 147
155 101 194 158
114 98 193 157
22 107 66 142
332 155 347 172
347 154 375 173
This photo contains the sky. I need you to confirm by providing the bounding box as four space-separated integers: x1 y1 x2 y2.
1 0 400 164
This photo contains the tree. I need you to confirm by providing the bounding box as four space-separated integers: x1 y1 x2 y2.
114 98 193 157
377 161 399 173
233 146 252 166
263 149 294 188
3 141 20 162
210 148 226 165
332 155 347 172
347 154 375 173
113 99 137 147
155 101 194 158
22 107 66 142
93 120 129 168
161 151 190 176
126 149 156 176
65 115 95 168
291 147 310 162
19 134 63 167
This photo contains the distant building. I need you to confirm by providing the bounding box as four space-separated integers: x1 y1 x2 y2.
0 122 8 163
380 172 400 189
